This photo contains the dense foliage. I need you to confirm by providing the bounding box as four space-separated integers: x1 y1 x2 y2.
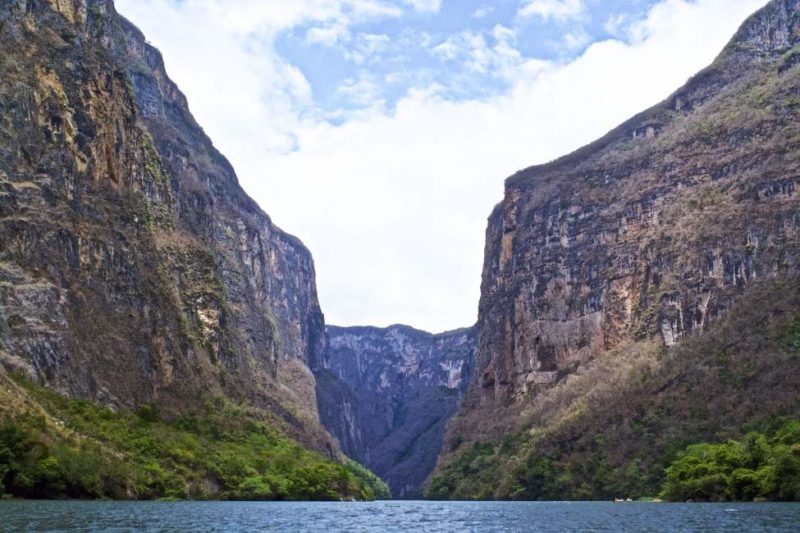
426 441 505 500
0 380 388 501
427 281 800 501
661 419 800 502
429 420 800 502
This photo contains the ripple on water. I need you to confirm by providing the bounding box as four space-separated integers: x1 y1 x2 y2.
1 500 800 532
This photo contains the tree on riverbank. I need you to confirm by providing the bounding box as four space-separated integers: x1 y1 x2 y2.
661 419 800 502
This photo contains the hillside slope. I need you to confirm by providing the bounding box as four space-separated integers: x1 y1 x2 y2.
0 369 388 500
429 277 800 499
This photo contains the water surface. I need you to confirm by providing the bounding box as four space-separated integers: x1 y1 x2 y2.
1 500 799 532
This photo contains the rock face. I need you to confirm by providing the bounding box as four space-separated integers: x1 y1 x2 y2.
0 0 327 444
314 325 475 498
446 0 800 446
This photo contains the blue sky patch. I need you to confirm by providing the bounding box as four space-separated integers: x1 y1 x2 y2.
275 0 662 117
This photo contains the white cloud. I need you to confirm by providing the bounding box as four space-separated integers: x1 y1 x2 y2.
563 28 591 50
346 33 391 64
432 26 524 78
403 0 442 13
518 0 586 21
200 0 401 36
433 32 485 62
473 5 494 19
306 24 350 46
335 73 384 109
116 0 769 332
603 12 630 37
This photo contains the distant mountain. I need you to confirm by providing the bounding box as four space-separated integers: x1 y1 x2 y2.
430 0 800 500
315 324 475 498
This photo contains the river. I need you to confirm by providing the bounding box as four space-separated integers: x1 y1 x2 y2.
2 500 799 532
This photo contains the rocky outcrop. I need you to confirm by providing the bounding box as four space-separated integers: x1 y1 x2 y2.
315 325 475 498
445 0 800 447
0 0 327 446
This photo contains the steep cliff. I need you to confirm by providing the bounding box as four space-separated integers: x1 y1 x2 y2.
315 325 475 498
432 0 800 498
0 0 329 449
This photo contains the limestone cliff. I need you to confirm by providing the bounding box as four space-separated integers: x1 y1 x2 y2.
440 0 800 473
0 0 327 446
314 325 475 498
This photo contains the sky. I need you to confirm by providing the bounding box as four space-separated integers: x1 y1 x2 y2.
115 0 768 333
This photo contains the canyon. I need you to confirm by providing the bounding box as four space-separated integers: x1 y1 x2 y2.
314 325 475 498
0 0 472 499
1 0 799 502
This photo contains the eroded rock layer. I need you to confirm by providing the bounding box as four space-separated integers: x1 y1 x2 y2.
446 0 800 447
315 325 475 498
0 0 327 445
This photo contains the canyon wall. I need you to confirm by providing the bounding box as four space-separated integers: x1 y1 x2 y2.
315 325 475 498
443 0 800 455
0 0 327 445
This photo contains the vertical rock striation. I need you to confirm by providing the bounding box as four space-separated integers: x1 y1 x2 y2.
446 0 800 446
0 0 327 445
314 325 475 498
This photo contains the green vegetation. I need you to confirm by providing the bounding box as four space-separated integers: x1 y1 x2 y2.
140 131 169 186
660 419 800 502
428 280 800 501
343 459 391 500
427 442 502 500
430 419 800 503
0 378 388 501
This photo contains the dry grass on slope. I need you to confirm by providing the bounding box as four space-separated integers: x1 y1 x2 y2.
428 277 800 500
